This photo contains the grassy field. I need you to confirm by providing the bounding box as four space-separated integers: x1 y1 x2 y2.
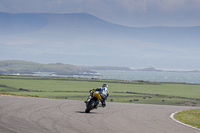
175 109 200 128
0 75 200 106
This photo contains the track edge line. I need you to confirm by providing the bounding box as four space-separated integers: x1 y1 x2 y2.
170 112 200 131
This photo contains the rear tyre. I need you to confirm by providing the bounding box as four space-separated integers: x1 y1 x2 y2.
85 99 95 113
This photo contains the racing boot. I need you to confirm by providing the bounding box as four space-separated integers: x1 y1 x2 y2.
102 102 106 107
101 99 106 108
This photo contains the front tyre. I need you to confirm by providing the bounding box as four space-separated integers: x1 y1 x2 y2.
85 99 95 113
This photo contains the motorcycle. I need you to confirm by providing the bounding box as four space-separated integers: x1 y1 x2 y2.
85 91 103 113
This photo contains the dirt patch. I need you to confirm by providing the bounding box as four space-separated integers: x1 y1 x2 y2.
0 94 23 97
180 101 200 106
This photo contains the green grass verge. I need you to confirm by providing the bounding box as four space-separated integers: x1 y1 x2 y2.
0 75 200 106
174 109 200 128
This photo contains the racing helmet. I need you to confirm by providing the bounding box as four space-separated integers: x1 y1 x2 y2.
102 84 108 88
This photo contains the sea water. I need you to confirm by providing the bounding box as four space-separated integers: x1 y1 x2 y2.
93 70 200 84
47 70 200 84
31 70 200 84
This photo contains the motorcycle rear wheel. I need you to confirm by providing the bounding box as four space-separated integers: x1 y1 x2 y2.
85 99 95 113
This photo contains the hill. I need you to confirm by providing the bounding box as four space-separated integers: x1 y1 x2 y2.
0 60 95 75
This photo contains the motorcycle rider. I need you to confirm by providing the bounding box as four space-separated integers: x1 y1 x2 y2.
85 84 109 107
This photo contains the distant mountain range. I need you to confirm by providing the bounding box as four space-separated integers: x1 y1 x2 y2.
1 12 199 47
0 12 200 69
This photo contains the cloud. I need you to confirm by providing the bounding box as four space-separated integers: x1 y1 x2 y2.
116 0 146 12
111 0 200 26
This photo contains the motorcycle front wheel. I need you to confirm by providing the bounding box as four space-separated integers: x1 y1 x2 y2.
85 99 95 113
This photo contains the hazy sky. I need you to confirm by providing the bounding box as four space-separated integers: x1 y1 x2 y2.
0 0 200 27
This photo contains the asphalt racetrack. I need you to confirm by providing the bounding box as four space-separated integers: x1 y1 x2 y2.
0 96 199 133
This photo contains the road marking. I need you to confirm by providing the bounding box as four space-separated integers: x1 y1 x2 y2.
170 112 200 131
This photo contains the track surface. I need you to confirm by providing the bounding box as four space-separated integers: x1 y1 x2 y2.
0 96 199 133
